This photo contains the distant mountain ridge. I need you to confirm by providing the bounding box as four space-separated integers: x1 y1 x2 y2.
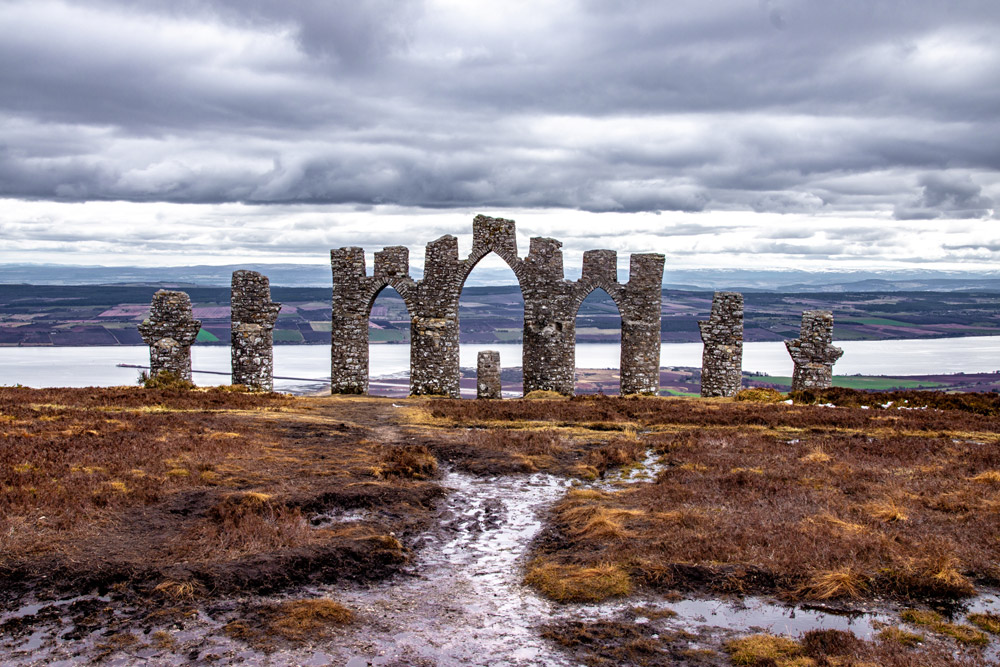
1 263 999 292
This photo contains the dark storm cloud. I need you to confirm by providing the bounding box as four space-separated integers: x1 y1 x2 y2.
893 172 994 220
0 0 999 216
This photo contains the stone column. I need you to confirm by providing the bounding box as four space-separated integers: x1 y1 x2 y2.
698 291 744 397
138 290 201 381
330 247 370 394
477 350 502 399
619 253 665 395
522 238 575 395
231 270 282 391
785 310 844 391
410 235 462 397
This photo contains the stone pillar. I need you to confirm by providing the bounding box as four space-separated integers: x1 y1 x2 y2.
410 235 462 397
619 253 664 395
522 237 575 395
231 270 282 391
785 310 844 391
477 350 502 399
331 247 370 394
698 292 744 397
138 290 201 381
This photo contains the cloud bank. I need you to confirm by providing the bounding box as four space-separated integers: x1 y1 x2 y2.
0 0 997 268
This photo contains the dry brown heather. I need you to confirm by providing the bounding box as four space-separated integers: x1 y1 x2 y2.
543 622 992 667
0 387 442 601
5 386 1000 662
426 392 1000 603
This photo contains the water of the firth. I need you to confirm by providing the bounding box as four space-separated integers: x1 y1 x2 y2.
0 337 997 393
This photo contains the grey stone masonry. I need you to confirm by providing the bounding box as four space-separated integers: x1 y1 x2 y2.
231 270 281 390
698 292 744 397
477 350 502 399
329 214 665 397
785 310 844 391
330 245 417 394
138 290 201 381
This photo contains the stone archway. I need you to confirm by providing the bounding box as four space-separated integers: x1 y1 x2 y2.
331 215 665 398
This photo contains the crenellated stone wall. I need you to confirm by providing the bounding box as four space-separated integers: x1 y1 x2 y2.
785 310 844 391
698 291 744 397
138 290 201 381
477 350 502 399
330 214 665 397
231 270 281 390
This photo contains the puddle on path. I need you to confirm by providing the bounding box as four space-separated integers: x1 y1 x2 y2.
311 470 577 665
4 451 1000 665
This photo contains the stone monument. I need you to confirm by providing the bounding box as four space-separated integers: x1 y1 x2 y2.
699 291 744 397
785 310 844 391
477 350 502 399
331 214 665 397
231 270 282 390
138 290 201 381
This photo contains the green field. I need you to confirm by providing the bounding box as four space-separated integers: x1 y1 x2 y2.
369 329 407 342
661 388 700 397
756 375 947 390
273 329 304 343
841 317 916 326
195 330 219 343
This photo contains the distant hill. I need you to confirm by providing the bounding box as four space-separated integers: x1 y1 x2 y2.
1 264 999 292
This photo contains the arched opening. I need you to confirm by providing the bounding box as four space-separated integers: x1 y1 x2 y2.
367 285 411 397
458 252 524 398
574 288 623 395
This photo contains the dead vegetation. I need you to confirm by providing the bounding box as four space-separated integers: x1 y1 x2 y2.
544 621 991 667
5 387 1000 664
723 628 989 667
425 395 1000 605
224 597 355 650
0 388 441 604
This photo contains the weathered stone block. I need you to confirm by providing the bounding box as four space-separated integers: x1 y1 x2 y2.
477 350 502 399
785 310 844 391
473 214 517 258
138 290 201 381
374 246 409 279
231 270 281 391
581 250 617 283
698 291 743 397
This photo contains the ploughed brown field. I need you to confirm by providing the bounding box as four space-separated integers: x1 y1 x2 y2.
2 385 999 665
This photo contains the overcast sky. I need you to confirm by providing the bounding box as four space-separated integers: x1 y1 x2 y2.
1 0 998 274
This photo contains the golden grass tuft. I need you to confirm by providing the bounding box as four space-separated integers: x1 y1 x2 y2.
969 470 1000 484
900 608 988 646
900 608 942 626
967 612 1000 635
938 624 989 646
568 507 643 541
804 513 868 535
372 444 438 479
735 388 786 403
800 448 832 463
724 634 806 666
268 598 354 640
524 561 632 602
153 579 202 600
521 390 566 400
798 566 868 600
876 626 924 647
864 497 909 523
570 463 599 480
